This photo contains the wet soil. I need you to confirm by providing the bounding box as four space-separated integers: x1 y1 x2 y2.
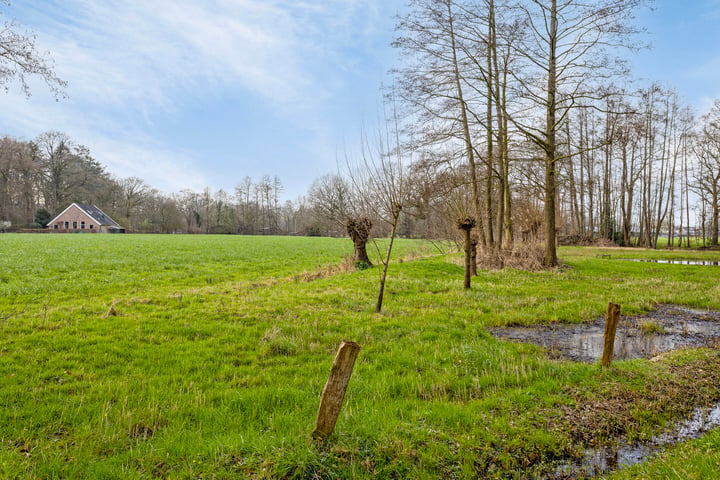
490 304 720 362
553 402 720 478
490 305 720 478
542 352 720 479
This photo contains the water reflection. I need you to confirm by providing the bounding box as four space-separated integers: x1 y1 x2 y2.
621 258 720 266
491 305 720 362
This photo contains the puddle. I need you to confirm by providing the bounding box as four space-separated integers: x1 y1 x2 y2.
491 305 720 478
490 305 720 362
553 402 720 478
620 258 720 266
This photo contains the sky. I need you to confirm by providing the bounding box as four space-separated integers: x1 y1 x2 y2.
1 0 720 201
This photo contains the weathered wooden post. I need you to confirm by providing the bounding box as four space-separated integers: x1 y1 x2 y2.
602 302 621 367
313 341 361 439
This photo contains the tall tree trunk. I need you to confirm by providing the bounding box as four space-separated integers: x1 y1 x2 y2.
543 0 558 267
579 131 586 235
712 182 719 246
498 21 513 248
566 121 581 235
685 139 691 247
490 0 508 249
652 95 673 248
620 139 633 246
485 13 495 250
502 90 513 248
447 1 486 249
601 110 614 240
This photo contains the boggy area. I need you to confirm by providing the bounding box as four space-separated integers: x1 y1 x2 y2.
545 353 720 479
552 400 720 478
488 305 720 479
490 304 720 362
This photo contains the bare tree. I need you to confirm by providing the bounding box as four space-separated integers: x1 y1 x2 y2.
35 131 72 212
119 176 148 230
0 2 66 97
509 0 647 265
0 136 38 226
144 191 183 234
347 98 411 313
234 176 254 233
308 172 374 264
178 189 202 232
394 0 487 249
695 99 720 245
35 131 112 213
308 174 352 234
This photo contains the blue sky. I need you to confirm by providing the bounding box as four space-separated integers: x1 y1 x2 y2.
631 0 720 110
1 0 719 201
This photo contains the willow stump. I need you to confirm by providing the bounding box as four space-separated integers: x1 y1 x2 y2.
346 217 372 266
456 217 477 289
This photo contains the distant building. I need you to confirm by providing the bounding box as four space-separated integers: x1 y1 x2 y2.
48 203 125 233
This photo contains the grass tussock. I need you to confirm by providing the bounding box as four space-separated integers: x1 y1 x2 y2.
103 299 119 318
638 319 668 335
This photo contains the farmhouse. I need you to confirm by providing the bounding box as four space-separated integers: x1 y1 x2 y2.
49 203 125 233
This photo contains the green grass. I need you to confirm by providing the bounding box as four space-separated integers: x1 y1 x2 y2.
2 235 720 478
638 320 667 335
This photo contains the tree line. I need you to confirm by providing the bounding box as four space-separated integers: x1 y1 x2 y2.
3 0 720 264
0 129 423 237
387 0 720 266
0 131 314 235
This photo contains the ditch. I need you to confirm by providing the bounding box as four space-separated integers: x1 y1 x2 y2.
490 304 720 478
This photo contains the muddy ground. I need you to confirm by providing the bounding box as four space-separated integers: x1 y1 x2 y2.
488 305 720 479
490 304 720 363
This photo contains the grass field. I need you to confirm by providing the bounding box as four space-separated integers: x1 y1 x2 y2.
2 234 720 478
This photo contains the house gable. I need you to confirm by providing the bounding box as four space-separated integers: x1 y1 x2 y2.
48 203 124 233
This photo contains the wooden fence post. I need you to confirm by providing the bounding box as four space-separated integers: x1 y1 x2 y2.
313 341 361 439
602 302 621 367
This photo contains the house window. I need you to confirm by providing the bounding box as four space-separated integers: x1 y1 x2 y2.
90 225 94 229
73 221 78 229
64 221 69 229
54 224 58 230
81 221 85 229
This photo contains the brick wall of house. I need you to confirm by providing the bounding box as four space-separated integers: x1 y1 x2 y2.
50 205 99 232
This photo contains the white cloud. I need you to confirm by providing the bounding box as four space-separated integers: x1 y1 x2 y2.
37 1 303 110
1 0 402 196
91 138 211 194
25 0 386 113
0 82 210 193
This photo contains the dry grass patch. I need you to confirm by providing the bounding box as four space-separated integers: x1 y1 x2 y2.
477 243 551 271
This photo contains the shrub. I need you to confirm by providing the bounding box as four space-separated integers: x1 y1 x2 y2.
34 208 52 227
355 260 372 271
